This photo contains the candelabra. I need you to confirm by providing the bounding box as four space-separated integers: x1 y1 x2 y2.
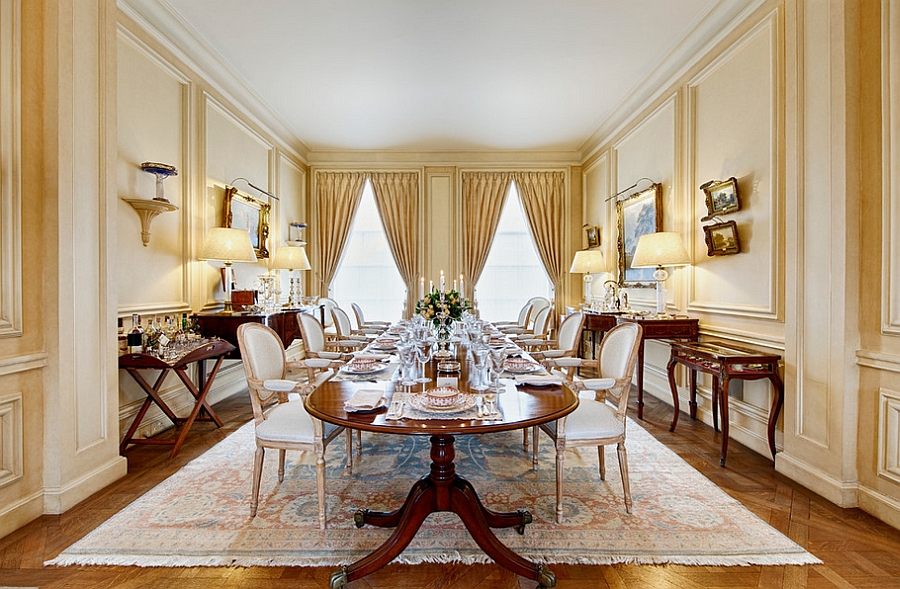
433 290 454 359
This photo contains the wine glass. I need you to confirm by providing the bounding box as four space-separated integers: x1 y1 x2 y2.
488 347 507 391
414 342 431 383
469 346 489 392
397 343 417 387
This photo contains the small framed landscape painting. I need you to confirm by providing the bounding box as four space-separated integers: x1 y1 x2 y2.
703 220 741 256
700 177 740 219
224 185 270 258
585 226 600 248
616 182 662 287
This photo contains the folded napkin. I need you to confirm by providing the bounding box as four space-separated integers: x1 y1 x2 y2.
344 388 387 412
514 375 563 387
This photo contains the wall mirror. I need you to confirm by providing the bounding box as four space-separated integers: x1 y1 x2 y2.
224 185 270 258
616 182 662 287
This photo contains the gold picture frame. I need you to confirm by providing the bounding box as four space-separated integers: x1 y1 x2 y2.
703 220 741 256
700 177 740 220
617 182 662 287
224 185 270 259
585 225 600 249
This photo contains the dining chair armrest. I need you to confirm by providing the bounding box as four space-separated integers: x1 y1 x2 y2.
317 351 343 360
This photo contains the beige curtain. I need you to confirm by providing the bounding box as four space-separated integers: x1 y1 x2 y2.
369 172 419 308
515 171 567 299
314 171 367 292
461 172 512 300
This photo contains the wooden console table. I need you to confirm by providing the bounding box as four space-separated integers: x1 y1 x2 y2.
580 312 618 376
119 338 235 458
195 310 303 358
666 340 783 466
615 315 700 419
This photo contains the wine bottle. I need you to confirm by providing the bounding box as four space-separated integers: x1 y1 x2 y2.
127 313 143 354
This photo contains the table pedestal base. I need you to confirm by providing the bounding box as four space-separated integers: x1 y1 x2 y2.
330 434 555 589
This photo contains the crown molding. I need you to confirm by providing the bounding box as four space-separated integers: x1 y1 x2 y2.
579 0 767 162
118 0 310 162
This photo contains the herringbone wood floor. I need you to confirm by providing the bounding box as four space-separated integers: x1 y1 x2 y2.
2 391 899 589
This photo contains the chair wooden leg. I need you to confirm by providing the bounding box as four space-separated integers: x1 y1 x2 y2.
598 445 606 480
531 425 539 468
617 441 632 514
356 429 362 455
278 449 286 482
316 448 327 530
251 446 265 517
345 429 353 473
555 439 566 524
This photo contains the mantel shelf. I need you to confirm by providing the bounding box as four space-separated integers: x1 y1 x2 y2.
123 198 179 247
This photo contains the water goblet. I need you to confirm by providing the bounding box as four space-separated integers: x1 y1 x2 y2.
469 346 489 391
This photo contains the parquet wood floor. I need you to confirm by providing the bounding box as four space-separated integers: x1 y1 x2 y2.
2 391 899 588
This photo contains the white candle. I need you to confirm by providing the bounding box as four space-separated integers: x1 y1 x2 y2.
440 270 445 293
419 276 425 299
460 274 465 296
453 279 458 292
429 279 433 293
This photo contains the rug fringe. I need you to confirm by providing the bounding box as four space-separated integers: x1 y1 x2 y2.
45 551 822 568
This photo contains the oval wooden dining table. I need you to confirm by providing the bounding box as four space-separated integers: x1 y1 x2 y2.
305 348 578 589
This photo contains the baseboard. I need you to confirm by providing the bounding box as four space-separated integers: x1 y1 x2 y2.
42 454 128 514
0 489 43 540
858 485 900 531
775 451 859 507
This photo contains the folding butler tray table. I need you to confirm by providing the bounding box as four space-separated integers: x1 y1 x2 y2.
118 338 235 458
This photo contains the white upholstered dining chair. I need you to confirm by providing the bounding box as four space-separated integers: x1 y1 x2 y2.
333 305 382 338
297 311 362 358
236 323 351 529
351 302 391 331
537 322 643 523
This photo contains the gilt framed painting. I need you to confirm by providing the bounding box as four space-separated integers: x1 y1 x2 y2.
616 182 662 287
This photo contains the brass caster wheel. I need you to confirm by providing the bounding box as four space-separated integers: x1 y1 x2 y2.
536 564 557 588
515 508 533 535
329 566 349 589
353 509 368 528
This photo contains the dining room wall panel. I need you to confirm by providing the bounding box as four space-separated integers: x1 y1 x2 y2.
202 96 271 308
581 153 612 301
116 31 190 314
687 13 779 320
612 95 678 312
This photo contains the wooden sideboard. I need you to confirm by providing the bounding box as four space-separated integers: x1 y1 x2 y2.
195 310 303 358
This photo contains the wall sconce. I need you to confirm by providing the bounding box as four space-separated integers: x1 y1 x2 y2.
631 232 691 317
122 162 179 247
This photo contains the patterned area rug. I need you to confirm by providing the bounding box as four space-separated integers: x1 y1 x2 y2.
48 418 820 568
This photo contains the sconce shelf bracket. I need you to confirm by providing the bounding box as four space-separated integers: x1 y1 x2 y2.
123 198 178 247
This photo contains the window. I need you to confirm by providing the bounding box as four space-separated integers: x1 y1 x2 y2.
475 182 552 321
331 180 407 321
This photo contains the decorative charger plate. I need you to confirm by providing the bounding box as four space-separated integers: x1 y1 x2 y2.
407 391 478 413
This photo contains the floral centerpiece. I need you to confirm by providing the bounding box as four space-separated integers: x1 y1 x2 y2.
415 287 471 338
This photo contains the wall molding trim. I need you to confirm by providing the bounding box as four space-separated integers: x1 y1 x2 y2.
0 352 49 377
883 0 900 335
857 349 900 374
41 454 127 515
0 0 22 339
0 488 42 540
118 0 310 162
858 483 900 532
698 325 785 351
776 451 859 508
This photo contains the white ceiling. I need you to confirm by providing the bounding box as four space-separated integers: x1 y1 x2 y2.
136 0 751 153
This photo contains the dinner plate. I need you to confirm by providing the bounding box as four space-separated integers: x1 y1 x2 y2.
407 392 477 413
341 362 390 376
504 361 542 374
